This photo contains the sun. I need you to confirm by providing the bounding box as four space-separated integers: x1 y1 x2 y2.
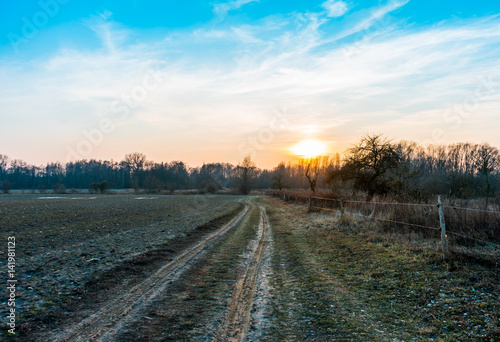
291 139 327 158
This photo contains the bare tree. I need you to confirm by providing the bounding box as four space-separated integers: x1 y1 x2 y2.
341 134 400 201
124 152 146 173
299 156 327 193
0 155 10 194
272 162 288 191
124 152 147 188
234 156 257 195
445 143 476 198
2 180 11 194
0 154 8 177
324 153 343 192
473 144 500 209
392 141 424 193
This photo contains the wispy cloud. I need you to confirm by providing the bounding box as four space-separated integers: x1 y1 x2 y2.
213 0 259 18
336 0 410 39
83 10 133 54
321 0 349 18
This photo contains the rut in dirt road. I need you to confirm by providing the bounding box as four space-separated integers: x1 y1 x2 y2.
50 202 249 342
213 205 271 342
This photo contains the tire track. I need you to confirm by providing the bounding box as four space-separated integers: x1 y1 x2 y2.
50 202 249 342
213 205 270 342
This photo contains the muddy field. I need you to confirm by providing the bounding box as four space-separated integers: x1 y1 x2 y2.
1 194 498 341
0 194 242 339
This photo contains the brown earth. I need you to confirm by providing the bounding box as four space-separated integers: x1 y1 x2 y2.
2 195 498 341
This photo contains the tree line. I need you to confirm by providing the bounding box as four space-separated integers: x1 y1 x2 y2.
1 135 499 202
271 135 500 204
0 152 266 195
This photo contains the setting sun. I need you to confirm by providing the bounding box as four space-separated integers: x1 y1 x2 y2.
291 139 327 158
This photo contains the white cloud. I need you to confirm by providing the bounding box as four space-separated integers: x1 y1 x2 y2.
336 0 410 39
321 0 349 18
213 0 259 17
83 11 133 54
97 9 113 21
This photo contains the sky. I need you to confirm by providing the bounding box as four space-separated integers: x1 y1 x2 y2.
1 0 499 168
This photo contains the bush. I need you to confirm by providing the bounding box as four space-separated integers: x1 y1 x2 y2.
88 183 99 194
99 181 109 194
52 183 66 194
204 181 221 194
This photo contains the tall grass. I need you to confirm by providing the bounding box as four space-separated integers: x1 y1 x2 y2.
267 190 500 254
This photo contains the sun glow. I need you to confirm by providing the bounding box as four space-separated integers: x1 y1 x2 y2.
291 139 327 158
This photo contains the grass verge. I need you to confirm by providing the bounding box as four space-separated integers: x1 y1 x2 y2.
261 196 499 341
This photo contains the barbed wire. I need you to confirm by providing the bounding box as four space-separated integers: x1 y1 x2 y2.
310 206 341 214
312 204 500 247
283 194 500 214
446 231 500 248
444 206 500 215
311 205 500 247
344 200 436 208
270 192 500 248
310 196 338 201
310 196 435 208
311 206 440 231
370 216 441 231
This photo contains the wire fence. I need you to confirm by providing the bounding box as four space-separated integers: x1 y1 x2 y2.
267 190 500 252
444 206 500 214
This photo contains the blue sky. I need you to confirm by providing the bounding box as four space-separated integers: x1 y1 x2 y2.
1 0 500 167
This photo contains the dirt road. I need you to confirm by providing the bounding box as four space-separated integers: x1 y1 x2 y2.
14 196 498 341
48 202 250 342
213 205 271 342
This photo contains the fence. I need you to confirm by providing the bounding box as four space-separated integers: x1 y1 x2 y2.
267 190 500 258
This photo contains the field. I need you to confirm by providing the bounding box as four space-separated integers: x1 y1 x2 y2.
0 194 242 339
0 194 498 341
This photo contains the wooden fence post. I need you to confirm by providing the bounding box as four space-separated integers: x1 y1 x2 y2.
309 196 312 211
438 195 448 258
340 197 344 220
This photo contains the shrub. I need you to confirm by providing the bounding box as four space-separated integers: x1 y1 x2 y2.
52 183 66 194
204 181 220 194
38 184 47 194
99 181 109 194
88 183 99 194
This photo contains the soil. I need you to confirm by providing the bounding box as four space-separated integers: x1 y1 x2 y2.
2 194 498 341
213 205 271 342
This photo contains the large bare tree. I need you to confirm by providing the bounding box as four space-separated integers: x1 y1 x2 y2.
341 134 400 201
124 152 147 189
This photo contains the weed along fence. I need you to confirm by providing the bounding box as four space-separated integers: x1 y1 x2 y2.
267 191 500 258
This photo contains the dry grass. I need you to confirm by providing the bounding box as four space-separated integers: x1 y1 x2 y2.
261 196 499 341
268 190 500 262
